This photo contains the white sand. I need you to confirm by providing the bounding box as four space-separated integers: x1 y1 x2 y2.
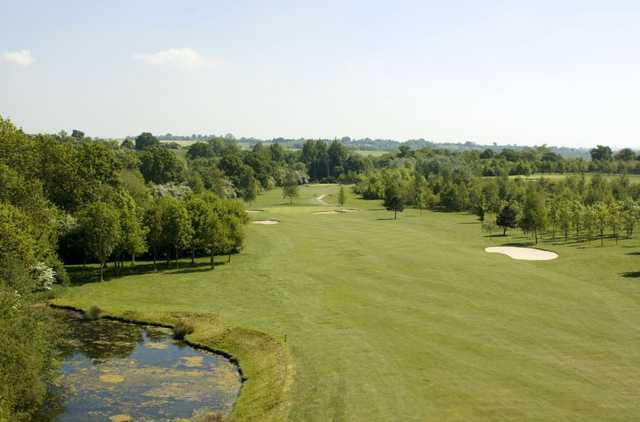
313 210 338 215
252 220 279 225
485 246 558 261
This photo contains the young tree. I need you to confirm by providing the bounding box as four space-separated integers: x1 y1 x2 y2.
582 205 596 244
622 199 639 238
496 204 518 236
572 201 585 240
338 185 346 207
78 201 121 281
558 200 572 241
608 202 622 244
519 187 547 244
593 202 609 247
282 170 299 205
384 184 405 220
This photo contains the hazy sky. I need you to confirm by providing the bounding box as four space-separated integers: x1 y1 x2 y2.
2 1 640 148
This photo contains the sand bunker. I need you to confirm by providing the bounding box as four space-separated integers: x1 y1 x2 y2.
313 208 358 215
252 220 279 225
485 246 558 261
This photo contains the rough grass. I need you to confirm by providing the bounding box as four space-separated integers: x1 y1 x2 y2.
55 184 640 421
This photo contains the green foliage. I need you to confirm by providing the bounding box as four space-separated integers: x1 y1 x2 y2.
338 185 346 207
172 320 195 340
134 132 160 150
383 184 406 219
140 146 185 184
77 201 121 280
83 305 103 321
496 204 518 235
282 170 299 204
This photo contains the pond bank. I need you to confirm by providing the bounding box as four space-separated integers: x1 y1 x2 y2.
49 301 295 422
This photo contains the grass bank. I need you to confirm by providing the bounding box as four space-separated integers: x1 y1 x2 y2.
49 302 294 421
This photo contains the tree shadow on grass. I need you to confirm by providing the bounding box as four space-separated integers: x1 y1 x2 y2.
376 217 396 221
621 271 640 278
165 261 227 275
499 241 536 247
66 260 223 285
626 251 640 256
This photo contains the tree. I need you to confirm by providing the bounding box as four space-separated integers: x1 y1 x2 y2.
163 198 193 268
282 170 299 205
185 195 213 265
384 184 405 220
121 138 135 149
145 199 167 271
78 201 121 281
139 146 185 184
338 185 346 207
558 200 572 241
135 132 159 150
519 187 547 244
615 148 636 161
115 191 147 266
71 129 85 140
593 202 609 247
496 204 518 236
590 145 612 161
583 205 597 244
622 199 639 238
608 202 622 244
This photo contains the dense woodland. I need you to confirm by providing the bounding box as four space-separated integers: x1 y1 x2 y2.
1 114 639 420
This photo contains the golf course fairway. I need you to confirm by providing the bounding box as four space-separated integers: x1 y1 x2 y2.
56 184 640 421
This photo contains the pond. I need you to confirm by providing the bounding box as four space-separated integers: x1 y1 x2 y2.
39 311 242 421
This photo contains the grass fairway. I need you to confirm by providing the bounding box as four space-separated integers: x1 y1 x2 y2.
56 185 640 421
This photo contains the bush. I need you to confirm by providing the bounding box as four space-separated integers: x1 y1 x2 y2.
83 305 103 321
172 321 194 340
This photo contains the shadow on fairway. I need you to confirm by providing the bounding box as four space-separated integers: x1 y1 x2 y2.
376 217 396 221
621 271 640 278
66 260 224 284
500 241 536 247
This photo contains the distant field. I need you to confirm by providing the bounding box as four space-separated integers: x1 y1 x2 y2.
507 173 640 183
160 139 200 146
349 149 394 156
57 184 640 421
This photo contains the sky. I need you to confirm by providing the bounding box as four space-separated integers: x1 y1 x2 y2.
1 1 640 148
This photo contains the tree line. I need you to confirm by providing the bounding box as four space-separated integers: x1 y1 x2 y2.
0 117 250 420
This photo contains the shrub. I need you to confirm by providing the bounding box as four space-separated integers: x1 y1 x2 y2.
83 306 103 321
172 321 194 340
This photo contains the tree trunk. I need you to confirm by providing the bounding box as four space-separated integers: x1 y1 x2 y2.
210 252 215 269
534 229 538 244
228 254 231 264
175 245 179 269
191 248 195 265
152 246 157 272
100 262 104 282
503 227 507 236
394 210 397 220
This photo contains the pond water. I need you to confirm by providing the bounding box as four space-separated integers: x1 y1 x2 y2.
39 311 242 421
